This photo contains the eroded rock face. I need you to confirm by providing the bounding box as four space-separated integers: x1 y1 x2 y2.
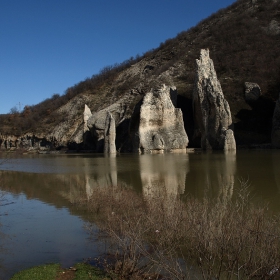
104 112 116 154
136 84 189 153
266 20 280 35
193 49 236 151
83 104 92 132
272 94 280 148
244 82 261 102
0 133 53 151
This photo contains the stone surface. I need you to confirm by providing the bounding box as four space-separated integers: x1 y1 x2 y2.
266 20 280 35
244 82 261 102
223 129 236 151
272 93 280 148
104 112 116 154
136 84 189 153
83 104 92 132
86 97 132 143
193 49 236 150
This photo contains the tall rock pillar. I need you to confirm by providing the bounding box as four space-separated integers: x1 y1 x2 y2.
104 111 117 154
193 49 236 151
83 104 92 132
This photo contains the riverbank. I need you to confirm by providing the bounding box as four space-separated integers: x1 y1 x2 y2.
10 263 108 280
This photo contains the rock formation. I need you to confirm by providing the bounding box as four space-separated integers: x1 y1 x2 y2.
135 84 189 153
85 95 139 152
83 104 92 132
271 93 280 148
265 20 280 35
193 49 236 151
104 112 116 154
244 82 261 102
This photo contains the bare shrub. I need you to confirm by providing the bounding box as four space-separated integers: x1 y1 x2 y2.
77 185 280 280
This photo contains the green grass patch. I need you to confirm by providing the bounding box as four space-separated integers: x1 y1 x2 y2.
73 263 108 279
10 263 108 280
10 263 60 280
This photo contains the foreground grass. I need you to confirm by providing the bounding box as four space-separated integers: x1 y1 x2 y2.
10 263 108 280
10 264 60 280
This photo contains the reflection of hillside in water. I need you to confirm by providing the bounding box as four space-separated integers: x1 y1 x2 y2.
0 171 88 216
0 152 239 208
4 151 280 211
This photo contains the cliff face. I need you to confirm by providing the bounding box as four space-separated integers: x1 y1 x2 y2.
0 0 279 151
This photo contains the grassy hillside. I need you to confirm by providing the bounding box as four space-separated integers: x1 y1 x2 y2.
1 0 279 146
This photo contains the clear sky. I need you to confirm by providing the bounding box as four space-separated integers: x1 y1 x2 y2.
0 0 236 114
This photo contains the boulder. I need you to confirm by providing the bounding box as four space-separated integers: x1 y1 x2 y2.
272 93 280 148
193 49 236 151
244 82 261 102
136 84 189 153
104 112 116 154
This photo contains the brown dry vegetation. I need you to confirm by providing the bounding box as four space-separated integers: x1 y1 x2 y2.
75 184 280 280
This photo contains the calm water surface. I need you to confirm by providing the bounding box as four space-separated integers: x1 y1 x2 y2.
0 150 279 279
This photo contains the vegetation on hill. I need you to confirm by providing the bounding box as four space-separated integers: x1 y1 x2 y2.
0 0 279 145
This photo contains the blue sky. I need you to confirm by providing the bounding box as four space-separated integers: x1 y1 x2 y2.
0 0 236 114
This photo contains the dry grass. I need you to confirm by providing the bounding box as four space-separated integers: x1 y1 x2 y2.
75 184 280 280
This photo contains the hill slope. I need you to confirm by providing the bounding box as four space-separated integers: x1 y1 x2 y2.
0 0 280 150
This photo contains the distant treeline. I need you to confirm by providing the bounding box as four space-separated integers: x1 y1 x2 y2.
0 56 142 135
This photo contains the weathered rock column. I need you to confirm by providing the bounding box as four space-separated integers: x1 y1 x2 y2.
83 104 92 133
104 111 116 154
137 84 189 153
193 49 236 151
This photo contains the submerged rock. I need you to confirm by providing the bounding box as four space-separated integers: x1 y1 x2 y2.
193 49 236 151
136 84 189 153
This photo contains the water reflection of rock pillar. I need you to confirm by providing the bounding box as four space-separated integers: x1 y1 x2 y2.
139 154 189 199
218 150 236 203
83 157 93 199
106 154 117 187
84 155 118 199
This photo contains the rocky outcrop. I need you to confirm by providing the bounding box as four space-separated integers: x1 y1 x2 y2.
104 112 116 154
271 94 280 148
193 49 236 151
265 20 280 35
83 104 92 132
244 82 261 102
0 133 53 151
135 84 189 153
85 95 140 152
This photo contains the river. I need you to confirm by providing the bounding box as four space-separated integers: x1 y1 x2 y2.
0 150 279 279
